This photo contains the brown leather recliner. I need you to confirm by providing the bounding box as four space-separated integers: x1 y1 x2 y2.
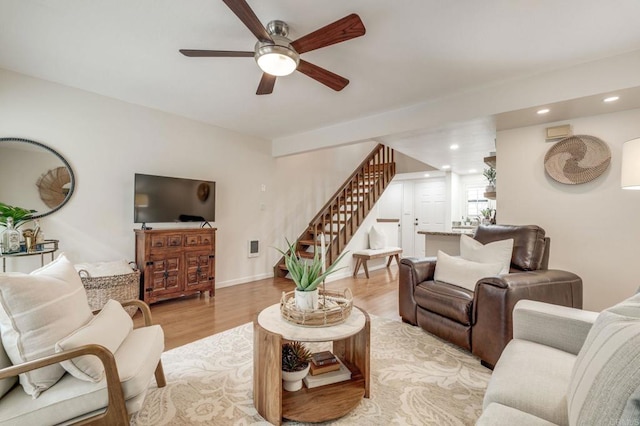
399 224 582 368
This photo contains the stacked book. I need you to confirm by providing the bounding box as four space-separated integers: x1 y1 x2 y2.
303 351 352 389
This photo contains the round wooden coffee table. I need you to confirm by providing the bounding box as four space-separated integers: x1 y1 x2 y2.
253 304 370 425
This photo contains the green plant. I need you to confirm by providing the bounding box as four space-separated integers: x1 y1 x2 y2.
275 239 348 292
0 203 36 228
483 167 496 186
282 341 312 372
480 208 494 219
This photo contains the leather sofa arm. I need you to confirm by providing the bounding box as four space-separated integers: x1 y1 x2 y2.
512 300 598 355
400 257 437 283
471 269 583 367
399 257 436 325
0 344 129 424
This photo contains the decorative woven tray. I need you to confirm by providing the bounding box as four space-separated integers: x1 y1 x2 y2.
280 288 353 327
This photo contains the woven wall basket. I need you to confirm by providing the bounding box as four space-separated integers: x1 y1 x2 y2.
544 135 611 184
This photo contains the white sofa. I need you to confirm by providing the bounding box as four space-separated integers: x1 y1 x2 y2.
477 295 640 425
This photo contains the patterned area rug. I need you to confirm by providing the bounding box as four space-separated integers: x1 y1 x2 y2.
131 316 491 425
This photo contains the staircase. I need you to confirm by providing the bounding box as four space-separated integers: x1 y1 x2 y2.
274 143 396 277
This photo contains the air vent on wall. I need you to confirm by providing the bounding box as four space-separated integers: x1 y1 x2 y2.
248 240 259 258
545 124 572 142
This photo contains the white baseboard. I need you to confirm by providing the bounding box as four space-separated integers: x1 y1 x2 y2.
216 272 273 289
217 261 394 289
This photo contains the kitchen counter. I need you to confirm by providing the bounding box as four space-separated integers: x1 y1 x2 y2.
417 229 475 256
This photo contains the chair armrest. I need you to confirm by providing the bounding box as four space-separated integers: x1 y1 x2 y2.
399 257 437 325
471 269 583 366
121 299 154 327
513 300 598 355
0 344 128 424
400 257 437 283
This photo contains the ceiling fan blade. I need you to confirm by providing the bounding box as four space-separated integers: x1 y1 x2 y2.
222 0 272 43
180 49 254 58
256 73 276 95
296 60 349 91
291 13 365 54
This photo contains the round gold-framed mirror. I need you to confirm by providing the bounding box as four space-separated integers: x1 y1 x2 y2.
0 137 75 219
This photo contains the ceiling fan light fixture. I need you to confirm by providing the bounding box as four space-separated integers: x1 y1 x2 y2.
256 44 299 76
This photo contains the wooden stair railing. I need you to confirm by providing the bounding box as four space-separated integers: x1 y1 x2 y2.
274 143 396 278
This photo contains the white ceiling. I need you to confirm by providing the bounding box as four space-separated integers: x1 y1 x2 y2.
2 0 640 173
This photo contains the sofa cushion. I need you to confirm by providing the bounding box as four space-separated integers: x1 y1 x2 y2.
567 293 640 426
0 324 164 426
484 339 575 425
474 224 546 271
434 250 502 292
478 403 558 426
0 254 93 398
459 234 513 275
368 224 387 249
55 300 133 382
414 280 473 325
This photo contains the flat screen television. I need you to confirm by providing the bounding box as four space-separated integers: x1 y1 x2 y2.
134 173 215 224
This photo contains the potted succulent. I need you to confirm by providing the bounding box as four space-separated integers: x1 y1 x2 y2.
275 238 348 310
480 208 493 225
0 203 36 228
281 341 312 391
483 167 496 192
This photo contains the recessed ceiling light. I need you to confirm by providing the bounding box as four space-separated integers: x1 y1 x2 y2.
424 173 430 177
442 165 451 170
537 108 550 115
604 96 619 103
469 169 477 173
450 144 459 150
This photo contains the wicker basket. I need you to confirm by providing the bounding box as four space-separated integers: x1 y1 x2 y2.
280 288 353 327
79 266 140 317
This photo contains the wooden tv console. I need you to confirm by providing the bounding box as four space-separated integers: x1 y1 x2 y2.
134 228 216 304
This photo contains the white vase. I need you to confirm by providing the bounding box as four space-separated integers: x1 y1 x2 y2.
294 289 319 311
282 363 310 392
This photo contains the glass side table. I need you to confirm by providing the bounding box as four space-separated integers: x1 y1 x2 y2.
1 239 59 272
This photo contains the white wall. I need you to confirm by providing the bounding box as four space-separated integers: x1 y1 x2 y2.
0 69 380 287
497 108 640 311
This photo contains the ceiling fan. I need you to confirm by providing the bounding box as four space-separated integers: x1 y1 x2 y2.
179 0 366 95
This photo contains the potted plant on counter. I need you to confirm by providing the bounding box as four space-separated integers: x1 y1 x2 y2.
281 341 313 391
275 238 348 311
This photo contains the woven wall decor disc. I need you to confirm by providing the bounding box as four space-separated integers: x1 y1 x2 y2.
36 166 72 208
544 135 611 184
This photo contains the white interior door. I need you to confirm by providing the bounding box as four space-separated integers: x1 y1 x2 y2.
414 179 446 257
377 182 403 247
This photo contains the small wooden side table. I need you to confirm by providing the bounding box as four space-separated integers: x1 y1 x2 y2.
253 304 370 425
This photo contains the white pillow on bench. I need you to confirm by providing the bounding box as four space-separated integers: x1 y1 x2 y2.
369 225 387 249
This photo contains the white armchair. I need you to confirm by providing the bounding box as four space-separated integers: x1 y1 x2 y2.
477 296 640 425
0 300 165 425
0 255 165 425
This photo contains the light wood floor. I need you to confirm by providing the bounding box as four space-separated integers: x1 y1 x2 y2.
139 266 401 350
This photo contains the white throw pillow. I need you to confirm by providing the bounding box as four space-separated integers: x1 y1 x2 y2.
567 293 640 425
56 299 133 382
459 234 514 275
434 250 502 292
0 254 93 398
369 225 387 249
